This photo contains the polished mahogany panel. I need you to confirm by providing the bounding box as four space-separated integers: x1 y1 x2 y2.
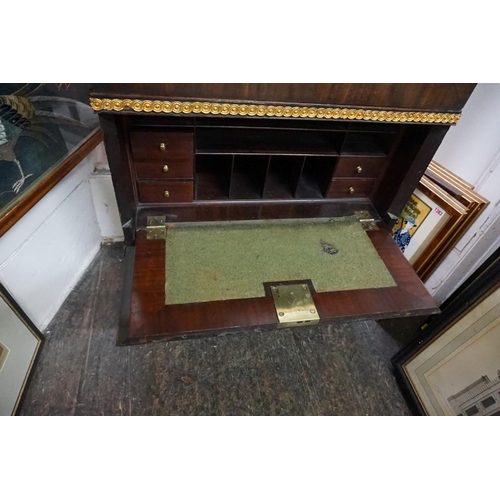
120 227 439 344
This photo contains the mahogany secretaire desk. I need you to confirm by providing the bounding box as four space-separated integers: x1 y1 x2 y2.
89 84 476 345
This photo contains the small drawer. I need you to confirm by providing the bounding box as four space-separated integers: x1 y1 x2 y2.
327 179 376 198
134 160 193 180
129 129 193 162
138 181 194 203
334 156 385 178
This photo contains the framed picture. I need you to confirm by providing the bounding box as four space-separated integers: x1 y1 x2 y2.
0 83 102 237
416 161 490 279
392 175 468 277
0 282 43 416
392 246 500 416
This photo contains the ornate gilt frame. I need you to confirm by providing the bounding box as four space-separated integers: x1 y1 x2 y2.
414 162 489 281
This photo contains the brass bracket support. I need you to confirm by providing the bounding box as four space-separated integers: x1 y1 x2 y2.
146 216 166 240
354 210 379 231
271 283 320 327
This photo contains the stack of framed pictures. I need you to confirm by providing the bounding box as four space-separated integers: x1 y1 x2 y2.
392 161 489 282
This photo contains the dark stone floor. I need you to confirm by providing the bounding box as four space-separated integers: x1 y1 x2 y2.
19 243 417 416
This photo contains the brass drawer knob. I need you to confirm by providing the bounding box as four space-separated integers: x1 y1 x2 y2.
164 190 170 198
163 165 169 173
159 142 166 151
348 186 355 194
356 166 363 174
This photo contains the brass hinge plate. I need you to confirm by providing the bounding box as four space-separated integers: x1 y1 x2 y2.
271 283 320 327
354 210 379 231
146 216 166 240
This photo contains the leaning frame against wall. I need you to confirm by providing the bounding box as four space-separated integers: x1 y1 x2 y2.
414 161 490 281
392 245 500 416
0 282 43 415
391 175 468 270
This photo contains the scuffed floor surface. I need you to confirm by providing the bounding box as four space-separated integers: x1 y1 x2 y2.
19 244 411 416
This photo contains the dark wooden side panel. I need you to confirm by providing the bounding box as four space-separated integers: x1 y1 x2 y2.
123 226 439 344
371 125 449 222
90 84 476 113
99 114 137 244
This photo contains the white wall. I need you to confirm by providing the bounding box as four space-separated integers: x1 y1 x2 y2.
0 144 122 331
434 84 500 185
425 83 500 303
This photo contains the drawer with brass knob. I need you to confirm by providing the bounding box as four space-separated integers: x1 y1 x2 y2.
137 181 194 203
327 179 376 198
134 160 193 180
130 128 194 180
130 129 193 160
334 156 386 178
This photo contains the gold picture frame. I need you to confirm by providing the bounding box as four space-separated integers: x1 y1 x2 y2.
412 162 489 281
394 175 468 280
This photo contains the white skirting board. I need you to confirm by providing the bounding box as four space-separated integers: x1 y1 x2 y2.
89 173 124 242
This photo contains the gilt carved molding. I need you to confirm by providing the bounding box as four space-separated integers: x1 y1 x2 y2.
89 98 461 124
